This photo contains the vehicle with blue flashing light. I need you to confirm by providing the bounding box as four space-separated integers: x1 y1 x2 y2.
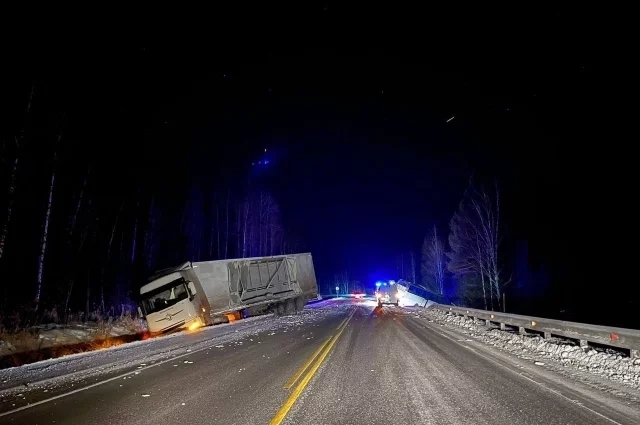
375 280 400 307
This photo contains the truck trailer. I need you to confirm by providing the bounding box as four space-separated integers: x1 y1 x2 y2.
139 253 318 334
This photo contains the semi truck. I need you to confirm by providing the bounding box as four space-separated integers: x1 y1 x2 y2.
139 253 318 334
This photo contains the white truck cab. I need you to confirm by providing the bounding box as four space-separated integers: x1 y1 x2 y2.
139 267 207 333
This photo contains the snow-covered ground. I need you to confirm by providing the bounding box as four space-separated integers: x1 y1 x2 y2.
0 318 147 358
418 306 640 389
0 301 349 404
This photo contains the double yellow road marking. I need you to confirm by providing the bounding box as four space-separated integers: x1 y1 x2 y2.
283 337 332 390
269 308 357 425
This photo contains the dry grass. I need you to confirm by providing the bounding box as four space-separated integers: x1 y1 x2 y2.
113 314 147 333
0 309 146 360
93 318 114 339
0 328 42 355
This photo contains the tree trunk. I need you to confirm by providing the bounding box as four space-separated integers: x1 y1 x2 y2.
0 156 19 262
269 209 276 256
410 251 417 286
236 203 241 257
85 269 91 322
69 167 90 239
108 201 124 261
131 215 138 265
64 279 74 324
215 197 220 257
35 147 58 309
475 235 487 310
100 266 105 315
242 200 249 257
258 192 263 256
1 85 35 262
144 198 155 270
100 201 124 314
224 191 229 259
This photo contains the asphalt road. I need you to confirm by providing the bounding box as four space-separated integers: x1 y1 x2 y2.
2 298 639 425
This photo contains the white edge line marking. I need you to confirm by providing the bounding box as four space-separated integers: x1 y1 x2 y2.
0 309 355 418
0 339 215 417
415 318 625 425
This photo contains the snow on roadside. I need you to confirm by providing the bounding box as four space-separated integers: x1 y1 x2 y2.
418 307 640 389
0 317 148 359
0 303 347 399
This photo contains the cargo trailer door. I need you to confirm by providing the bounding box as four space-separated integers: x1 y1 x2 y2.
237 256 301 303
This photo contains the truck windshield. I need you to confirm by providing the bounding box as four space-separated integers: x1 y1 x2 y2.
141 279 189 315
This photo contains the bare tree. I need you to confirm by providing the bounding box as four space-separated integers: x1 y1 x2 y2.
447 180 504 310
69 167 91 239
241 197 250 257
35 126 62 309
448 201 488 309
224 190 229 259
131 195 139 265
102 200 124 312
143 197 156 270
0 141 20 262
216 194 220 257
421 225 446 295
0 84 34 262
469 182 503 308
334 271 350 294
409 251 417 285
236 200 242 256
234 191 286 259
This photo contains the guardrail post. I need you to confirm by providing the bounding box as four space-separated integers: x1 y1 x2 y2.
431 302 640 356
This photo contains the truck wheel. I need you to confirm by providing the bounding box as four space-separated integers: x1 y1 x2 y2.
285 298 296 315
295 296 306 312
275 302 286 316
212 315 229 325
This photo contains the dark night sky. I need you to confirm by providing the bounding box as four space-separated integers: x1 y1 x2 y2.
2 5 635 323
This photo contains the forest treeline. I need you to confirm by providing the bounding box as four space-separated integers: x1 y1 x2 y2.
0 85 301 327
421 179 507 310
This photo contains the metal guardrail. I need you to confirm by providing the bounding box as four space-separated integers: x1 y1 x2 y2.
431 304 640 358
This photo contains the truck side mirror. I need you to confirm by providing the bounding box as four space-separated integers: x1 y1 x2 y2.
187 281 197 300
